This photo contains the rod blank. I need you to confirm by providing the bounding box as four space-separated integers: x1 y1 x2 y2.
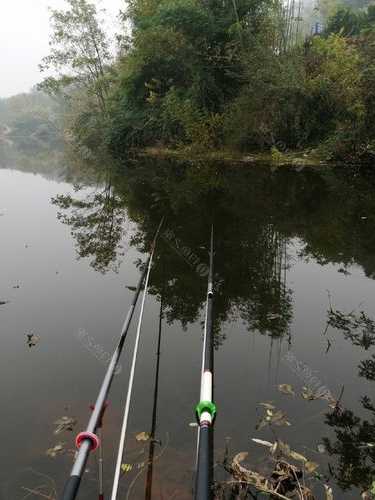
195 226 215 500
62 219 164 500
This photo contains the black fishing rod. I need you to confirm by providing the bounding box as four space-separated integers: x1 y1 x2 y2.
145 293 163 500
195 226 216 500
62 218 164 500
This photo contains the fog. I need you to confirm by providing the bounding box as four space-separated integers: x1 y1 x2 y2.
0 0 123 98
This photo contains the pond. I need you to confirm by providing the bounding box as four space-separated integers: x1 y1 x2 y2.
1 156 375 499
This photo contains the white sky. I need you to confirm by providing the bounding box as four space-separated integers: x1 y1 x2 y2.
0 0 123 98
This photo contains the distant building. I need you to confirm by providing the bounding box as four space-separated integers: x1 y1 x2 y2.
311 22 324 35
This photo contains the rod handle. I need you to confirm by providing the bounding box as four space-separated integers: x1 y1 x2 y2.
62 475 81 500
195 425 213 500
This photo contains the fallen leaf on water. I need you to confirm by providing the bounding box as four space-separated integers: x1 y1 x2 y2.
252 438 273 448
317 443 327 454
278 384 295 396
126 286 137 291
46 442 65 458
135 431 150 442
324 485 333 499
26 332 40 348
189 422 198 428
289 450 308 463
231 452 268 487
258 402 275 410
252 437 318 475
256 405 291 430
121 463 133 474
305 461 319 473
54 416 77 434
301 386 317 400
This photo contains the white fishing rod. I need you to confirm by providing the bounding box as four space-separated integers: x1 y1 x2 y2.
110 229 159 500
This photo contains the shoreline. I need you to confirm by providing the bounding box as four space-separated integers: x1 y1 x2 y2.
137 146 334 168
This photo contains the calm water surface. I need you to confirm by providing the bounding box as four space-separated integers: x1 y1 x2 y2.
1 158 375 499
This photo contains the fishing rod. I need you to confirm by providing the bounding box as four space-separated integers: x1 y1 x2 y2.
62 218 164 500
90 402 107 500
195 226 216 500
110 225 159 500
145 293 163 500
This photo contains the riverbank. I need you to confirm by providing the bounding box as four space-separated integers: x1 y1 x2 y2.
138 146 333 168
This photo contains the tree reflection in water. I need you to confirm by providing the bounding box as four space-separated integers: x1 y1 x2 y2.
51 156 375 496
52 176 128 273
323 306 375 494
52 157 296 341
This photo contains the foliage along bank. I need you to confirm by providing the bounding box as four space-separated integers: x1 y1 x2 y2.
36 0 375 164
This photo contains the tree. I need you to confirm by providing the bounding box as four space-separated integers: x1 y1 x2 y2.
38 0 111 111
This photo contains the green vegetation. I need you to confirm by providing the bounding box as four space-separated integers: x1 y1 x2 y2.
31 0 375 163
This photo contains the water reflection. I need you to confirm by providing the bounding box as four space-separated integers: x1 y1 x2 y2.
323 304 375 494
51 157 375 346
2 152 375 498
323 396 375 494
53 158 296 340
52 176 127 273
48 156 375 496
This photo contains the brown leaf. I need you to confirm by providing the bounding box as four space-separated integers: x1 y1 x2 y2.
258 402 276 410
289 450 307 463
135 431 151 442
278 384 295 396
54 416 77 434
305 461 319 473
252 438 273 448
46 442 65 458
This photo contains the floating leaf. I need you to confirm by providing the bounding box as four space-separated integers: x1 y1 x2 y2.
324 485 333 499
189 422 198 428
54 416 77 434
46 442 65 458
252 438 273 448
256 405 291 430
258 402 275 410
289 450 308 463
305 461 319 473
135 431 151 442
121 463 133 474
301 386 317 400
278 384 295 396
26 331 40 348
231 452 269 488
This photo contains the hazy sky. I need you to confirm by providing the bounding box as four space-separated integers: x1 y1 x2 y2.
0 0 123 98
